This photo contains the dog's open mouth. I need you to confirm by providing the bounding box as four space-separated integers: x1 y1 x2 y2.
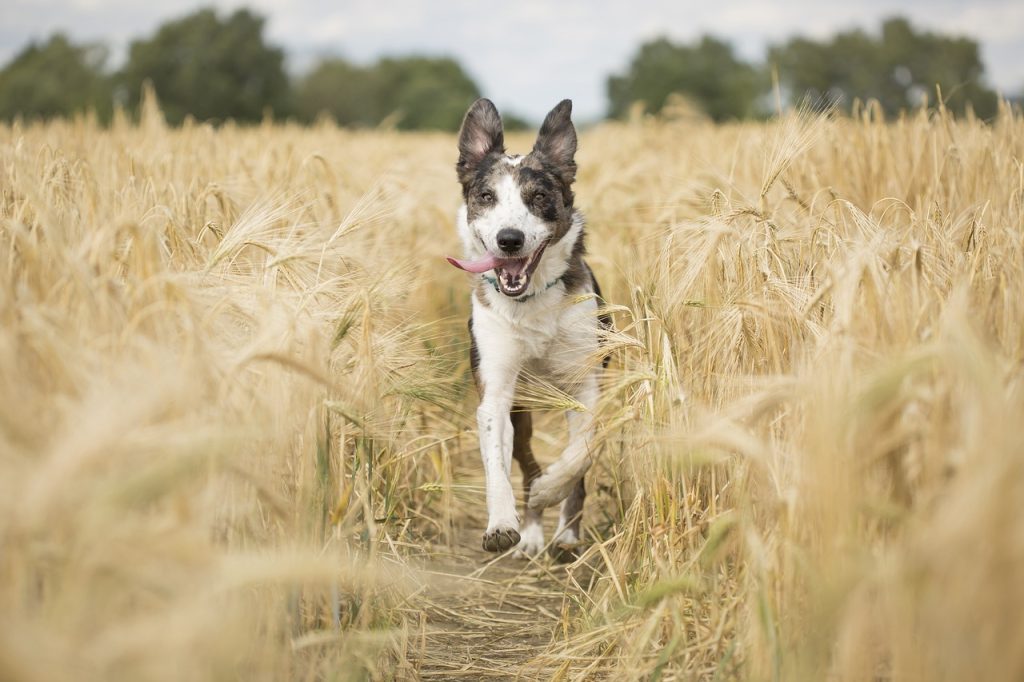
446 242 548 298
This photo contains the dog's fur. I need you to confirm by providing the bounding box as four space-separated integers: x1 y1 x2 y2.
452 98 609 558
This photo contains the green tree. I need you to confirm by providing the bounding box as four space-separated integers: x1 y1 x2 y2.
295 55 481 130
607 36 764 121
770 17 999 118
0 34 112 122
372 57 481 130
119 8 289 125
295 58 379 126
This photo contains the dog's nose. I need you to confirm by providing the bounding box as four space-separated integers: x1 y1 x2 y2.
496 228 525 254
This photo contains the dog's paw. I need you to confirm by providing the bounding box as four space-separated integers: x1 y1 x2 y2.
514 522 545 557
549 528 582 563
548 542 581 563
528 474 573 511
482 525 521 553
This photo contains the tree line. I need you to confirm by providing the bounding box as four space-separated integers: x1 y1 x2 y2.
608 17 1004 122
0 9 1012 129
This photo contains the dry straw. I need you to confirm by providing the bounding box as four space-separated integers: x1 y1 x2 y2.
1 95 1022 680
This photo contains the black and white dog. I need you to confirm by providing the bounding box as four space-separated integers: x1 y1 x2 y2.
448 98 610 559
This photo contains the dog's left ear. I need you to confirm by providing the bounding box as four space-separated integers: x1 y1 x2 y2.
533 99 577 186
457 98 505 184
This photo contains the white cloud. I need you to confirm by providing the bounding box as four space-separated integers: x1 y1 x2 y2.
937 2 1024 43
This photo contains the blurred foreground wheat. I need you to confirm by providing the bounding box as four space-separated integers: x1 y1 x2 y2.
1 98 1022 680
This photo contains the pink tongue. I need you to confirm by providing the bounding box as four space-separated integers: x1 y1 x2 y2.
446 253 529 275
446 253 500 273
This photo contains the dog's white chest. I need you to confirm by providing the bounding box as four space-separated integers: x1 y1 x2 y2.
472 287 599 383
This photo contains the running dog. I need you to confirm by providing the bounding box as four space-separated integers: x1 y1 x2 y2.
447 98 609 559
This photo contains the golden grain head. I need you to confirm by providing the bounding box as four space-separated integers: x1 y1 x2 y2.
1 102 1022 681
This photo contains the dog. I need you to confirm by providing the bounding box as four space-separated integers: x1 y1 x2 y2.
447 98 610 559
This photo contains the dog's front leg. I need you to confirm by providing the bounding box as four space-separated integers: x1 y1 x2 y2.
477 374 520 552
528 369 600 512
472 312 523 552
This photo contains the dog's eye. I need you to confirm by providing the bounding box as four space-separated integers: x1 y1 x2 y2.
478 191 494 204
533 191 547 204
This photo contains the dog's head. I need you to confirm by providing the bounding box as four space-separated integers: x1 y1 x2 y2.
450 98 577 298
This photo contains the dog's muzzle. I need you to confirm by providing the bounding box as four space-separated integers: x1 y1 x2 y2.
446 241 549 298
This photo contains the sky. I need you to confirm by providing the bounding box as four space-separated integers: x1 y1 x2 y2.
2 0 1023 123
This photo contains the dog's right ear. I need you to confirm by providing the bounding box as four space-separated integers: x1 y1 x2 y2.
457 98 505 184
533 99 577 185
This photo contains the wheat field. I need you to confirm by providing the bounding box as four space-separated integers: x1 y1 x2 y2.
2 93 1023 681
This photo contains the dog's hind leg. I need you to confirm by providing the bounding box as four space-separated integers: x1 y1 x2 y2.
550 476 585 562
510 407 545 556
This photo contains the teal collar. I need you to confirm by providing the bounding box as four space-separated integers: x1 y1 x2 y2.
482 273 564 302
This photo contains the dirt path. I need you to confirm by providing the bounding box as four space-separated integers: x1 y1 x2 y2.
404 508 594 680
